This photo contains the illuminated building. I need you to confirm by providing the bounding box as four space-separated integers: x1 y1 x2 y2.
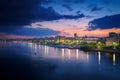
74 33 78 39
106 32 120 46
55 36 66 44
81 36 99 43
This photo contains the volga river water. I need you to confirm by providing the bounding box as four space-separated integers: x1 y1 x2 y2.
0 41 120 80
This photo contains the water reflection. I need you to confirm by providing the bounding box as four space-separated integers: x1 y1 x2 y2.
1 41 120 80
76 49 79 60
68 49 71 60
86 52 89 62
33 45 88 62
44 46 47 54
26 42 120 65
98 51 101 64
113 53 116 65
62 49 65 57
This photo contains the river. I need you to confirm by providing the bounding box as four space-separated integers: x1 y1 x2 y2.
0 41 120 80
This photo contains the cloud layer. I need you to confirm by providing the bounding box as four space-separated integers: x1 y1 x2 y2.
0 27 60 36
88 14 120 30
0 0 120 38
0 0 85 27
0 0 85 38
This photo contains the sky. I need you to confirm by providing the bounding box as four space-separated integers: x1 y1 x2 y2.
0 0 120 39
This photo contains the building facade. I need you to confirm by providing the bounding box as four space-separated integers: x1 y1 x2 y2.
106 32 120 46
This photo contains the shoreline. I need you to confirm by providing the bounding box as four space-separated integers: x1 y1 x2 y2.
83 49 120 53
46 44 120 53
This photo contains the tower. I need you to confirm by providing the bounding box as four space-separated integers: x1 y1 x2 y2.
74 33 78 39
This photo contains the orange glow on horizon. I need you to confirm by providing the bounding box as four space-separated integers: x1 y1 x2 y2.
0 28 120 39
0 33 36 39
59 28 120 37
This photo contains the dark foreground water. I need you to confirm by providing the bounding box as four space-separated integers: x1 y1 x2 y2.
0 41 120 80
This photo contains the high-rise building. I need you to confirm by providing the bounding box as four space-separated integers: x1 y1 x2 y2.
106 32 120 46
109 32 118 38
74 33 78 39
55 36 66 43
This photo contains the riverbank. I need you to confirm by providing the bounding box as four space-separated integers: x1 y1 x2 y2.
46 44 120 53
1 41 120 80
47 44 81 49
82 49 120 53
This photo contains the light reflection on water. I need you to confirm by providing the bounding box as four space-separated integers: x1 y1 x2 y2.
38 47 86 62
98 51 101 64
86 52 89 62
1 41 120 80
26 42 120 65
113 53 116 65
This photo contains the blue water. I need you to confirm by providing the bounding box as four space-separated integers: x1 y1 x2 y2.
0 41 120 80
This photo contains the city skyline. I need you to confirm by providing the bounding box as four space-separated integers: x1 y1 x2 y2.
0 0 120 39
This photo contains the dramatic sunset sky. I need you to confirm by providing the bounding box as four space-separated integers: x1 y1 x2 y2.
0 0 120 39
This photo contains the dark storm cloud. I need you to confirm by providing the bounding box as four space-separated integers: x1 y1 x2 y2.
0 27 60 36
88 14 120 30
62 4 73 11
62 14 85 19
86 15 94 19
0 0 44 27
0 0 86 37
0 0 85 27
32 6 85 21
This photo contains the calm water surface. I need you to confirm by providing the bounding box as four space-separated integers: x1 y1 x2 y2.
0 41 120 80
